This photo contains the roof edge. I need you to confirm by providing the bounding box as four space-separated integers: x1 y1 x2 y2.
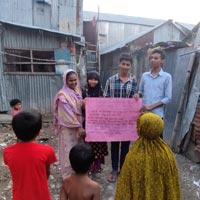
0 20 81 39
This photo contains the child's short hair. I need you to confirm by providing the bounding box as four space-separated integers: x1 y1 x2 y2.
10 99 21 107
119 53 133 64
12 111 42 142
69 143 94 174
151 49 166 60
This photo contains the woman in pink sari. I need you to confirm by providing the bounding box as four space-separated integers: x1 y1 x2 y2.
53 69 85 180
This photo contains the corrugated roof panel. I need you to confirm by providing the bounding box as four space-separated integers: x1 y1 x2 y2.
100 20 187 55
0 20 81 39
177 22 195 30
83 11 165 26
2 26 59 49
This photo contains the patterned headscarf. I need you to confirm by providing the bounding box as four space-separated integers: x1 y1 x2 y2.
137 112 164 139
62 69 82 97
53 69 83 131
115 112 181 200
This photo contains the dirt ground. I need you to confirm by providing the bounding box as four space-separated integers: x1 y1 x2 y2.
0 122 200 200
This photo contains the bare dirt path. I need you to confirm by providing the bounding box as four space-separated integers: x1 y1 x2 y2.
0 123 200 200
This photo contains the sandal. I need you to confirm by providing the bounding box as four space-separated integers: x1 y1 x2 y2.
107 171 118 183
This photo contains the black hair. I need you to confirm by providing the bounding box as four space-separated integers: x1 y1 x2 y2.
84 71 102 97
151 49 165 60
87 71 100 83
12 111 42 142
66 71 77 81
119 53 133 64
69 143 94 174
10 99 21 107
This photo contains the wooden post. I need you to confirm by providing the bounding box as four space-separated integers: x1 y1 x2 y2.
97 6 101 74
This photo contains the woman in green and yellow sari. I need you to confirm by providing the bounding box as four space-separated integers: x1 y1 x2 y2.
115 112 181 200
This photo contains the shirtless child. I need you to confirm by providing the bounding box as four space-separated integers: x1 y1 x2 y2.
60 143 100 200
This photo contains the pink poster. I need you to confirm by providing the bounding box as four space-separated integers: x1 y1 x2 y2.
85 98 142 142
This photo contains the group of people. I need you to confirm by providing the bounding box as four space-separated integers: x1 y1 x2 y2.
53 68 108 180
3 48 181 200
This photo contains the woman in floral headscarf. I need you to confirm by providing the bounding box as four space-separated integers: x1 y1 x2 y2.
115 112 181 200
53 69 85 180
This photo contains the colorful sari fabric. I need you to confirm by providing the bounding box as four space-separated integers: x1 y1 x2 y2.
58 126 82 179
53 69 83 130
115 112 181 200
53 69 83 179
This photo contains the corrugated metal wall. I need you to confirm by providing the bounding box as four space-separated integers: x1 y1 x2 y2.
33 1 51 29
98 21 152 52
3 74 63 114
83 21 97 50
0 25 75 113
100 51 121 87
2 25 60 49
0 0 33 25
58 0 76 34
0 0 83 35
160 47 194 145
176 53 200 147
154 22 185 43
